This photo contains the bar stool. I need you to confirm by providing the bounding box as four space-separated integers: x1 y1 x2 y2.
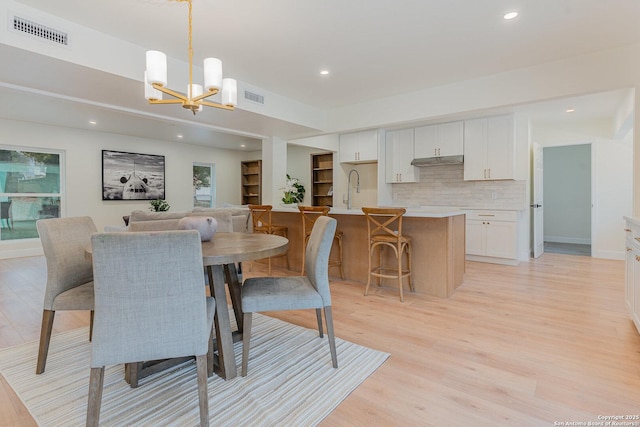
298 206 344 279
362 207 413 302
248 204 289 274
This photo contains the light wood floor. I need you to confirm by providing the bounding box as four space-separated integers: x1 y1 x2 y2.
1 254 639 426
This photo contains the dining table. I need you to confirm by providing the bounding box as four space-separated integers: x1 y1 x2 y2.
202 231 288 380
86 231 288 383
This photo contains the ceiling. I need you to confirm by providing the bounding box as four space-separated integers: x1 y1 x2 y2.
2 0 639 149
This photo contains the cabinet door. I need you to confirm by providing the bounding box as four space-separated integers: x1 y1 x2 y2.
486 115 514 180
438 121 464 157
413 125 438 158
465 219 485 255
339 133 359 163
385 129 417 183
357 130 379 162
485 221 516 259
633 249 640 327
463 118 487 181
625 241 635 313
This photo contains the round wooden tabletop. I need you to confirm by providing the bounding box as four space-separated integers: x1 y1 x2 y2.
201 232 288 266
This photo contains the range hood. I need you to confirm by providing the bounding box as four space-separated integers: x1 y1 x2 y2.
411 155 464 166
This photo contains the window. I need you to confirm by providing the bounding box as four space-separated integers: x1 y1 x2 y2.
0 147 63 241
193 163 215 208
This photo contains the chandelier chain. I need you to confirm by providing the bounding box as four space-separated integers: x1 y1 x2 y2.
187 0 193 100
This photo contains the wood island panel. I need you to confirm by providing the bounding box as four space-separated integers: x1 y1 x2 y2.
270 210 466 298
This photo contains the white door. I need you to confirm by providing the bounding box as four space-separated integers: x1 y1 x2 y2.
532 143 544 258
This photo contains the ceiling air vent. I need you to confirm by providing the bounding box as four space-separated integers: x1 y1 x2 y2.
244 90 264 105
12 16 68 46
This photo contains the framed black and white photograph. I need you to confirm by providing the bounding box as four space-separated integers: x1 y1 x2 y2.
102 150 165 200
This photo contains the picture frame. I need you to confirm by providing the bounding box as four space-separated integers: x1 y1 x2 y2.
102 150 165 200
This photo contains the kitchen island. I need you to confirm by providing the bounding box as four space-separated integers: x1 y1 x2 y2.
270 206 466 298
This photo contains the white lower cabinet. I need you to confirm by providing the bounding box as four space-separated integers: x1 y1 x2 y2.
624 218 640 334
466 210 517 264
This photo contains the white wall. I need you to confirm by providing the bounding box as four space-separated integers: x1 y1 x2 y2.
543 144 592 244
285 145 318 206
0 118 248 258
592 137 633 259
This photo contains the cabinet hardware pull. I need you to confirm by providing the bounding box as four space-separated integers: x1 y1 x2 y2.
478 214 495 217
627 247 633 252
484 169 487 179
636 255 640 262
625 228 632 232
635 237 640 242
488 168 491 178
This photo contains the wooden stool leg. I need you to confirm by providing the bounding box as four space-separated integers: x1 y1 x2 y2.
364 243 373 296
301 235 306 275
407 244 414 292
337 235 345 280
398 243 404 302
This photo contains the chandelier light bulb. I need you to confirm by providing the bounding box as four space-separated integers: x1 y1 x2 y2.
221 78 238 107
203 58 223 91
144 71 162 101
145 51 167 86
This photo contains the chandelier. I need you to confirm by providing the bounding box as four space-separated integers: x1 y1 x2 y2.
144 0 237 115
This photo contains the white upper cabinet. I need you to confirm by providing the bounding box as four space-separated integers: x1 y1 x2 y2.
414 121 463 158
463 115 515 181
385 128 418 183
339 130 378 164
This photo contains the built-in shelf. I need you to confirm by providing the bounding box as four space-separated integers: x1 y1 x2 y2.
311 153 333 207
241 160 262 205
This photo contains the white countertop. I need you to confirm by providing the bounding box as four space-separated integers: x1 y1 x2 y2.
272 205 466 218
624 216 640 227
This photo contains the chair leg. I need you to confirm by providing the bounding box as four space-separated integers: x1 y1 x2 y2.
241 312 253 377
89 310 94 342
207 327 215 377
337 235 345 280
86 367 105 427
36 309 55 374
315 308 324 338
323 306 338 369
195 354 210 427
126 362 142 388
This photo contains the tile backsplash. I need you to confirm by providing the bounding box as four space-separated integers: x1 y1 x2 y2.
392 164 527 210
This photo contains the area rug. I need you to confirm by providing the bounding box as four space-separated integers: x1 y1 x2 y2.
0 314 389 426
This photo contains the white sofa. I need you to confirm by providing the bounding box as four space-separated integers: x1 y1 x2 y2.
106 207 251 233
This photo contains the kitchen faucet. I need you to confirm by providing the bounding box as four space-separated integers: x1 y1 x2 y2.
346 169 360 210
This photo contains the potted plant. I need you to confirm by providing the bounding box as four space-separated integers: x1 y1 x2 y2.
281 174 305 206
149 198 170 212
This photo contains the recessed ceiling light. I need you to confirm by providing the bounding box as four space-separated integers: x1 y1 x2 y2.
565 107 575 113
504 11 518 20
89 120 97 125
320 70 330 76
240 144 246 148
177 134 183 138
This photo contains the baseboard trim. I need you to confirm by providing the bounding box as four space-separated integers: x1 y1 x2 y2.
544 236 591 245
466 255 519 266
0 247 43 260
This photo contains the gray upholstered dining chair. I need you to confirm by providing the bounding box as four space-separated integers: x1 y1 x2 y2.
241 216 338 376
35 216 97 374
87 230 215 427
